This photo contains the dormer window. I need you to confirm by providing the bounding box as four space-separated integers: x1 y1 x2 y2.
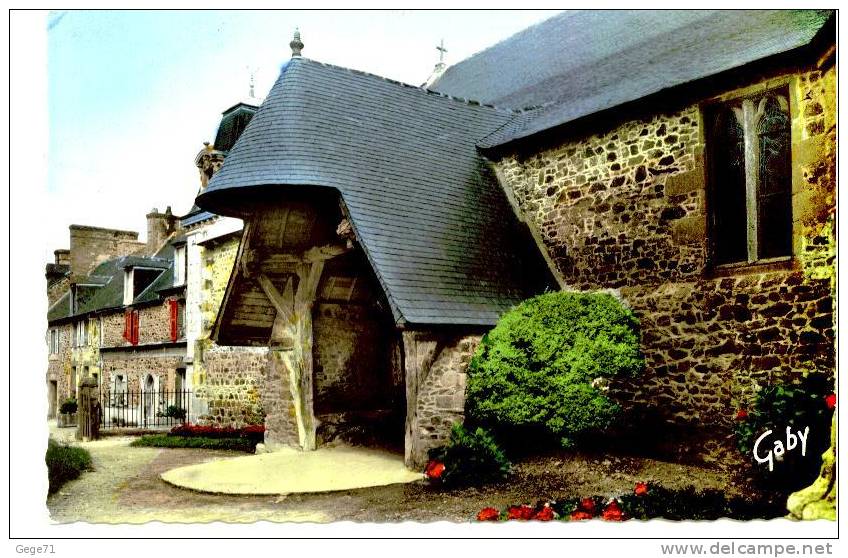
123 269 134 306
123 266 164 305
174 245 186 286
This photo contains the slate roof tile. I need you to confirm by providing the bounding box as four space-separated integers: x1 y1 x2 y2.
432 9 833 148
198 57 555 327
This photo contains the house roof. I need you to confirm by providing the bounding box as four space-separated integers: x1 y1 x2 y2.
197 57 555 326
432 9 834 148
47 240 182 324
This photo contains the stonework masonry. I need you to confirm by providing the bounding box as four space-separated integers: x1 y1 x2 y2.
493 66 836 460
402 330 482 468
68 225 145 280
313 302 395 414
101 354 183 394
46 324 73 412
189 227 268 427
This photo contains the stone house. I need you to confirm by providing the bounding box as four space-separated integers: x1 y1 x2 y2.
194 11 835 468
46 210 189 421
45 91 272 429
180 95 269 427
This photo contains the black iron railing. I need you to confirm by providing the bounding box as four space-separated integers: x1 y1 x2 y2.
98 388 191 429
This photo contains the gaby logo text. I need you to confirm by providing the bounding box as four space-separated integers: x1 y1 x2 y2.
753 426 809 471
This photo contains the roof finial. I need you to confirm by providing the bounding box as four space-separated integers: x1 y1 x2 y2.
290 28 304 58
248 67 256 98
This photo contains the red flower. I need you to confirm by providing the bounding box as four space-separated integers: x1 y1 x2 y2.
579 497 596 514
424 460 445 480
534 505 555 521
735 409 749 420
570 510 593 521
634 482 649 496
825 394 836 410
476 507 500 521
602 499 624 521
506 505 535 520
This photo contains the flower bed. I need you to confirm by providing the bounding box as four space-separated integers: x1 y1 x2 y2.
130 434 257 452
474 482 787 522
128 424 266 453
168 423 265 444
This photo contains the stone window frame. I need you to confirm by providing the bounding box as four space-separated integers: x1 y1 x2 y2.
48 327 60 355
73 319 88 348
174 245 187 286
702 75 800 272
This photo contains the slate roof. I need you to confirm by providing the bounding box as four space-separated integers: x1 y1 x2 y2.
197 57 555 326
180 206 217 227
47 240 182 324
432 10 834 148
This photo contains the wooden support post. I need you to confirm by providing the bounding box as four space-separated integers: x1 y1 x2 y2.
259 262 324 451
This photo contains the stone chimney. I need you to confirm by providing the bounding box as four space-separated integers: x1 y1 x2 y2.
146 206 178 254
46 249 71 304
68 225 145 281
54 249 70 267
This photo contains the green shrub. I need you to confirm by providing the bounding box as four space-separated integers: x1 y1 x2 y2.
162 405 187 421
549 484 786 521
466 291 643 448
59 399 78 415
734 374 834 493
129 434 256 452
45 438 92 495
427 424 511 486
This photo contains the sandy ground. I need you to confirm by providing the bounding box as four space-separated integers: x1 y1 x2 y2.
47 432 745 524
161 445 421 494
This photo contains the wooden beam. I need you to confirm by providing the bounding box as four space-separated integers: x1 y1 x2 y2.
303 242 352 263
258 274 297 348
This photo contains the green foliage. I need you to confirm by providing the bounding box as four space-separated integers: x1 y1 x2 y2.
129 434 256 452
161 405 187 421
734 374 834 492
466 291 643 447
428 424 511 486
45 438 92 495
59 399 77 415
601 485 784 521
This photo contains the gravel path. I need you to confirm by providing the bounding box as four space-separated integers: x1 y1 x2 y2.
46 439 329 524
47 433 747 524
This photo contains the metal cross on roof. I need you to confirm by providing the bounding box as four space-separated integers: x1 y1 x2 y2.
436 39 447 63
246 66 257 98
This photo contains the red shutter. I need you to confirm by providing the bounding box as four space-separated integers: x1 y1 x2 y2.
131 311 140 345
169 300 178 342
123 311 131 342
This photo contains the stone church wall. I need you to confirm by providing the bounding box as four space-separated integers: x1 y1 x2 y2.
313 302 391 413
493 66 835 461
403 330 482 468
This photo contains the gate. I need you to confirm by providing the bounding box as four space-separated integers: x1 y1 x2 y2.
99 387 191 429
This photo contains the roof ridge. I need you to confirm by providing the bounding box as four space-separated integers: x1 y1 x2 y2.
296 57 520 115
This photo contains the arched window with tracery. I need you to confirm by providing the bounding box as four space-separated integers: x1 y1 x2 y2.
706 88 793 265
